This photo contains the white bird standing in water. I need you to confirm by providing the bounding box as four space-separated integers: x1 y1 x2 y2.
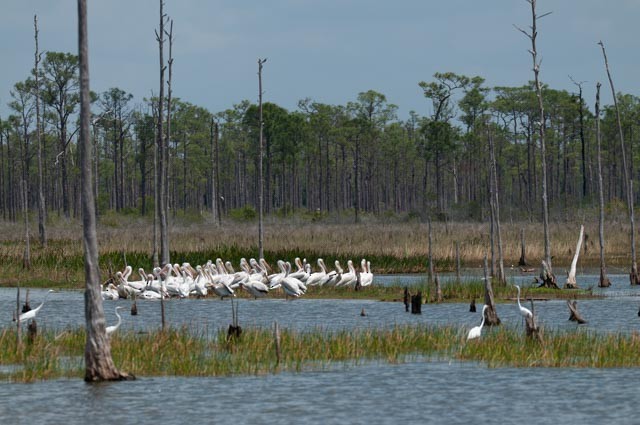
514 284 533 319
106 306 124 335
467 305 488 340
15 290 55 323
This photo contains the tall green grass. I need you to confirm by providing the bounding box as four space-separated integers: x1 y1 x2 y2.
1 324 639 382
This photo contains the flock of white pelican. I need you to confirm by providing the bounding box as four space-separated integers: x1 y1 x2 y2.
101 257 374 301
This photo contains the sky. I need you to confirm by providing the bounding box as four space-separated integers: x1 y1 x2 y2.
1 0 639 120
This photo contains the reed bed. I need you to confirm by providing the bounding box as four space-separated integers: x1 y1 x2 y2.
2 323 639 382
0 217 633 288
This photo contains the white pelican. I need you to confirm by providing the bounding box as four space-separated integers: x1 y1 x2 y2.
306 258 328 286
336 260 357 287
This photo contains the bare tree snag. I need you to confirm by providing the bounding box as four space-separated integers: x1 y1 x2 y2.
78 0 132 382
410 291 422 314
518 228 527 266
427 217 434 284
403 287 409 312
516 0 553 276
455 241 461 283
34 15 47 247
469 298 476 312
567 300 587 324
539 260 559 289
599 41 638 285
434 272 442 303
565 224 584 289
483 255 501 326
525 299 543 342
257 58 267 261
595 83 611 288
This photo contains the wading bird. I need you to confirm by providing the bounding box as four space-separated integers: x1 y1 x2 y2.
467 305 488 340
514 284 533 319
15 290 55 323
106 306 124 335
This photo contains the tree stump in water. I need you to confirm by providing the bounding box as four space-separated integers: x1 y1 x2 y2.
598 267 611 288
483 256 501 326
567 300 587 324
525 300 543 343
27 319 37 343
410 292 422 314
22 289 31 313
469 298 476 312
403 287 410 312
131 300 138 316
539 260 559 289
227 324 242 342
434 273 443 303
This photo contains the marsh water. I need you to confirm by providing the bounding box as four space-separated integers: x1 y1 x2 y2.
1 271 639 424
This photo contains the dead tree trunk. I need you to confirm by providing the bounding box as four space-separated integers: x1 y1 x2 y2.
565 224 584 289
599 41 638 285
595 83 611 288
78 0 131 382
34 15 47 247
155 0 169 266
427 217 434 284
525 299 543 342
483 255 501 326
434 273 442 303
410 291 422 314
539 260 559 289
517 0 553 276
567 300 587 324
258 58 267 261
518 228 527 266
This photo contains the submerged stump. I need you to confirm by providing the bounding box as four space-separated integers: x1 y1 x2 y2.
410 292 422 315
567 300 587 324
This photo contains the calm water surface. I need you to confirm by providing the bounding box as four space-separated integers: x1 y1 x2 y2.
1 271 638 424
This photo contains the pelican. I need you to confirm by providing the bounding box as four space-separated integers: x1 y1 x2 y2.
359 259 373 287
106 306 124 335
15 290 55 323
306 258 328 286
336 260 357 287
467 305 488 340
514 284 533 319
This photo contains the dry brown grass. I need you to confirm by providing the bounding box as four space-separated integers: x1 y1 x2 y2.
0 215 634 287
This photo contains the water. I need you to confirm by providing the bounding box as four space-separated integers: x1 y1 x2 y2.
0 361 636 424
1 272 639 424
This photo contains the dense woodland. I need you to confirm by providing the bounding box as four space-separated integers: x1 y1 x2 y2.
1 51 637 225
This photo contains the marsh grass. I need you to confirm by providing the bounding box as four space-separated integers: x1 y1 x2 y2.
0 217 633 288
3 323 640 382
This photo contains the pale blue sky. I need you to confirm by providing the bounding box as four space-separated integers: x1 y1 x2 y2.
1 0 638 119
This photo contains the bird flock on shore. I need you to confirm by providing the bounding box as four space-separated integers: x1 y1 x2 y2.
101 257 374 302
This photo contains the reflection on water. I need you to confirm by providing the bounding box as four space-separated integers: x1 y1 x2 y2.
1 272 640 424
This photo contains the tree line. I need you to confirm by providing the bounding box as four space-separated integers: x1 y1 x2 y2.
1 55 638 227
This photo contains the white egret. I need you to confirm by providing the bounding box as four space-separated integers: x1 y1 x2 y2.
106 306 124 335
514 284 533 319
467 305 488 340
16 290 55 323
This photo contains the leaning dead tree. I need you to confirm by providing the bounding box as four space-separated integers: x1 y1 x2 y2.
599 40 638 285
482 255 501 326
595 83 611 287
516 0 556 288
525 299 542 342
488 126 505 284
567 300 587 324
78 0 131 381
565 224 584 289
